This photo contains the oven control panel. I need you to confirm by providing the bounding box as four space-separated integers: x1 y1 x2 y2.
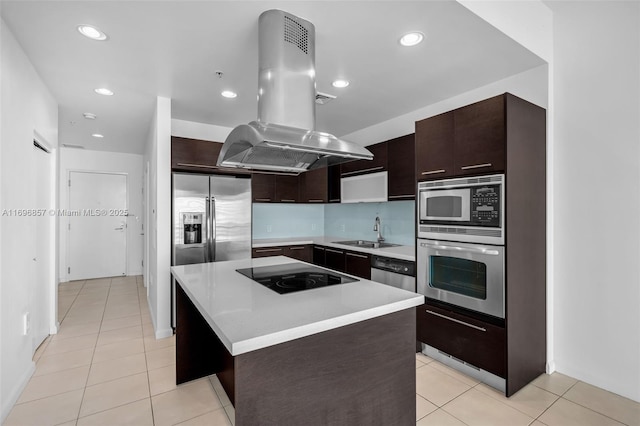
471 185 500 226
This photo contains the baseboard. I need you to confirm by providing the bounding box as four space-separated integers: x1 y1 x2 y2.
1 361 36 423
155 327 174 339
546 360 556 374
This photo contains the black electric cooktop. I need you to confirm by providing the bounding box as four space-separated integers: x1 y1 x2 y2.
236 263 358 294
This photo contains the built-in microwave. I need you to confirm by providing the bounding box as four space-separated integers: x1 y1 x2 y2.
418 174 504 245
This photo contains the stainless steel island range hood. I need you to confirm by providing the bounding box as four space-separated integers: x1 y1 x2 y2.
217 9 373 173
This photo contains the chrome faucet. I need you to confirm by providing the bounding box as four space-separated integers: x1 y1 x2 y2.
373 216 385 243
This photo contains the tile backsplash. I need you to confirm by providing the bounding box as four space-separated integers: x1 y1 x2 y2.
253 200 415 246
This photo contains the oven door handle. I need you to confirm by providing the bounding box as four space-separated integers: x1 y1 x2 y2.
420 242 500 256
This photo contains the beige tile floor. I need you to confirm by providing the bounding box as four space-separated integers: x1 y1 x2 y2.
4 276 640 426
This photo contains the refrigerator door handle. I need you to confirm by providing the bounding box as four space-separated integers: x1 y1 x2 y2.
210 197 216 261
205 197 210 262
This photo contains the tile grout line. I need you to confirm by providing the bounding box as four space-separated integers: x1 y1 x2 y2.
76 277 113 423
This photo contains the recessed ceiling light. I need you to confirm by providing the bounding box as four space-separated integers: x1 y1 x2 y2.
77 25 108 41
399 32 424 47
221 90 237 99
332 80 350 88
94 88 114 96
83 112 97 120
91 133 104 138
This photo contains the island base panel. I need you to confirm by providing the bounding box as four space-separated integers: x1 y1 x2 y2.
234 309 416 426
176 284 227 384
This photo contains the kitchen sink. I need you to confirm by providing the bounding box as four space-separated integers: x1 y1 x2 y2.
333 240 401 249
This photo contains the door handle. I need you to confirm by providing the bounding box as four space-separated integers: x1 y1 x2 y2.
114 227 124 230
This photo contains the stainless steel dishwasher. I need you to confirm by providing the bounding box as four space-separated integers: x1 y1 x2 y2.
371 255 416 292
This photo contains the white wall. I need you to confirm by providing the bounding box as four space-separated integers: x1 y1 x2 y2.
551 1 640 402
0 19 59 421
58 148 144 282
171 118 232 142
144 97 172 339
342 65 548 144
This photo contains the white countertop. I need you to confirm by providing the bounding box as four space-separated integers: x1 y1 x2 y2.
253 236 416 261
171 256 423 356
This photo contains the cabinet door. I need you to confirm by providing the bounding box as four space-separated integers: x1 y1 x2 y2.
252 174 275 202
275 175 299 203
313 246 326 266
340 142 388 177
172 137 221 171
345 251 371 279
415 112 455 180
417 302 506 378
453 95 505 176
252 246 285 258
324 247 345 272
286 245 312 263
328 165 341 203
387 134 416 200
301 168 328 203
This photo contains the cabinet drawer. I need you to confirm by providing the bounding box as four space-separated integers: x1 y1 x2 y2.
345 251 371 279
252 247 285 258
285 245 312 263
417 303 505 378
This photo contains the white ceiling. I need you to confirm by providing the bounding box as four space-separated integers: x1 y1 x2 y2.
1 1 545 154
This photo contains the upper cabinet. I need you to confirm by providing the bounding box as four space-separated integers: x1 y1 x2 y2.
453 95 505 176
171 136 250 175
252 173 301 203
340 142 388 178
299 167 328 203
415 94 507 180
275 175 300 203
387 134 416 200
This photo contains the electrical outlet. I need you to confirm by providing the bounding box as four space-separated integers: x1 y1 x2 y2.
311 223 317 231
266 225 272 233
23 312 30 335
340 224 345 232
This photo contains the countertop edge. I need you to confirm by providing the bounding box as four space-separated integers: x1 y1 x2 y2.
230 295 424 356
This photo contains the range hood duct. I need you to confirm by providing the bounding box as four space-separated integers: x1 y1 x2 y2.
217 9 373 173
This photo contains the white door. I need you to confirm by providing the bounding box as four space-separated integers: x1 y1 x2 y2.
68 171 127 280
32 146 51 351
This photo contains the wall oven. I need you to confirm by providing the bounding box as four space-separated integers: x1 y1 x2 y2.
418 174 504 245
417 239 504 319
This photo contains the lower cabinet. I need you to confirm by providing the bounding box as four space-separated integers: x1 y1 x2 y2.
417 302 506 378
252 244 312 261
312 246 371 279
345 251 371 280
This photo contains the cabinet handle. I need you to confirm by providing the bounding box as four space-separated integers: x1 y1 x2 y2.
255 248 283 253
460 163 492 170
289 246 305 250
308 199 324 202
425 310 486 332
254 198 272 202
329 198 340 202
388 194 414 199
325 248 344 254
280 199 296 202
177 162 218 169
421 169 446 175
315 247 325 251
347 252 368 259
341 166 383 177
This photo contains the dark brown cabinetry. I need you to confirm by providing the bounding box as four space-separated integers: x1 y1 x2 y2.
251 174 276 202
415 94 507 180
285 245 312 263
340 142 388 177
299 168 328 203
252 244 312 262
387 134 416 200
417 303 505 378
252 246 284 258
324 247 346 272
345 251 371 280
415 93 546 397
275 175 299 203
171 136 250 175
311 245 371 280
327 165 341 203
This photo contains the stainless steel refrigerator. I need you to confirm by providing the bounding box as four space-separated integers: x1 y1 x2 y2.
171 172 252 326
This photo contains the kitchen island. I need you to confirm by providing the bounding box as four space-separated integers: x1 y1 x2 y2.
171 256 423 426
